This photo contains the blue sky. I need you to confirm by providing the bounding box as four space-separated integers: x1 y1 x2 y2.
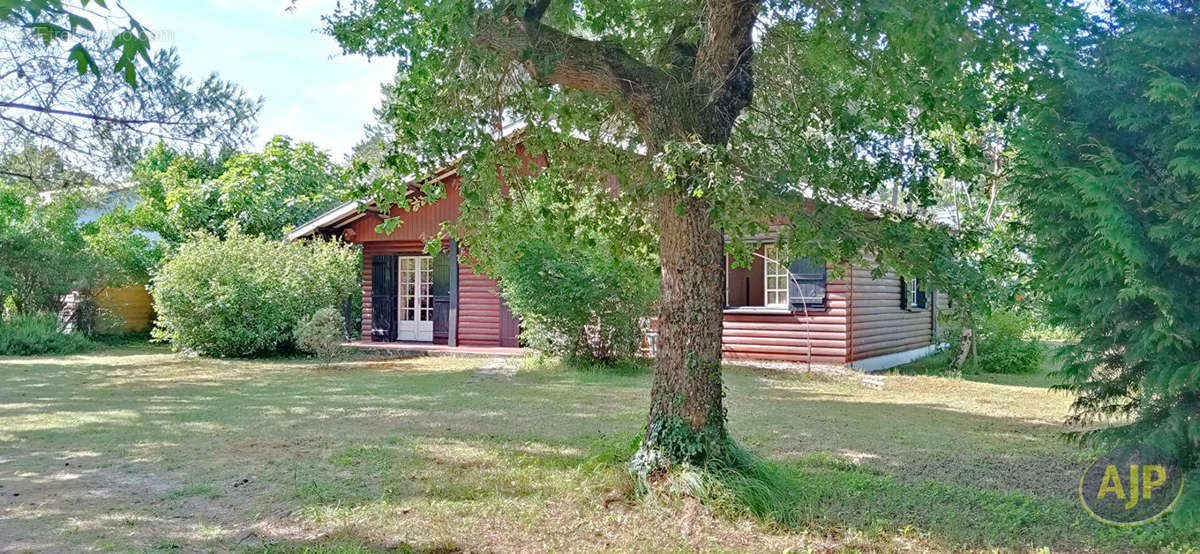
120 0 397 160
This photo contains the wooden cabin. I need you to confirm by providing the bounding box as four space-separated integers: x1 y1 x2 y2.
289 168 943 370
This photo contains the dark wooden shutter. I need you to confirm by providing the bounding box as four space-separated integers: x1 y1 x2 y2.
787 258 826 311
899 277 908 309
915 279 928 309
370 255 398 342
499 300 520 347
431 249 451 344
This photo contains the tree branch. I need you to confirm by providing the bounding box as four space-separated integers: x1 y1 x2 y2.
0 168 34 181
652 22 698 80
473 10 672 136
520 0 552 22
0 100 186 126
692 0 760 143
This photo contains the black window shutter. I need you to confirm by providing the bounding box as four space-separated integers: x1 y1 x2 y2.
899 277 908 309
431 249 451 298
787 258 826 311
431 249 452 344
915 279 927 309
371 254 398 342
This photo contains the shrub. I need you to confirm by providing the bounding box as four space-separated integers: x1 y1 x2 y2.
496 239 657 364
295 307 346 364
150 231 358 357
0 313 95 356
0 181 100 314
973 309 1044 374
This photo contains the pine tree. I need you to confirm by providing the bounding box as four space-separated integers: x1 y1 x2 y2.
1013 1 1200 525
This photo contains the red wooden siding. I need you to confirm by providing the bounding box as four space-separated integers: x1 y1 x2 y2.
323 159 938 360
848 268 933 361
721 265 852 364
360 240 430 341
353 179 465 342
720 263 935 364
345 178 463 243
457 264 502 346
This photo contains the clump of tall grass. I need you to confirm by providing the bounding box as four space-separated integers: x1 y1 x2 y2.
639 440 809 527
0 313 96 356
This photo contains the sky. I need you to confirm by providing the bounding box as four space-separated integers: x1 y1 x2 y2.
119 0 397 160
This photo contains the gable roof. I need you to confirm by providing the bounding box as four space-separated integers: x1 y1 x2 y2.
287 122 530 242
288 121 953 241
286 200 368 241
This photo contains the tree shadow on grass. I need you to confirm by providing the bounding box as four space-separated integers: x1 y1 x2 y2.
243 531 466 554
3 351 1188 552
279 432 1190 553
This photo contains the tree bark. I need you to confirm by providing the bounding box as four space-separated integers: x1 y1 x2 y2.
952 326 973 371
475 0 760 467
645 190 728 455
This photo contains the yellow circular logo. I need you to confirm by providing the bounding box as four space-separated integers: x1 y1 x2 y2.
1078 444 1184 527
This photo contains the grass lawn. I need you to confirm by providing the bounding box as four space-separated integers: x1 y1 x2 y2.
0 346 1193 553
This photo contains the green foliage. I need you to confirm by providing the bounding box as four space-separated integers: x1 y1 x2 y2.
903 309 1045 376
81 137 344 289
0 172 159 313
327 0 1078 276
0 146 100 191
973 309 1044 375
295 307 348 364
149 231 359 357
130 138 344 244
81 206 163 286
632 417 730 473
437 154 658 364
0 26 260 179
0 313 95 356
328 0 1085 470
1 0 151 87
0 180 97 313
1011 2 1200 526
496 239 657 364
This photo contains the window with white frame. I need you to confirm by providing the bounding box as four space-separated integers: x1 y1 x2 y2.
763 244 789 307
901 277 928 311
726 243 827 311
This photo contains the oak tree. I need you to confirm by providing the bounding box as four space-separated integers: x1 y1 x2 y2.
327 0 1073 467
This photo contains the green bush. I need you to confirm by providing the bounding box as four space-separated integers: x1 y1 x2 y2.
0 181 100 314
0 313 96 356
973 309 1044 374
496 239 657 364
295 307 346 364
149 231 358 357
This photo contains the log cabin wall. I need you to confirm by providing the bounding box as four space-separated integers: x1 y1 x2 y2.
347 181 504 346
456 264 503 346
720 263 852 364
360 239 432 341
720 263 936 364
847 268 934 361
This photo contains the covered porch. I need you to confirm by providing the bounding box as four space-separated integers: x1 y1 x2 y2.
344 340 526 358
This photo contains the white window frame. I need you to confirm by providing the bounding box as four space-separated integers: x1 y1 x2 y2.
904 277 926 311
763 244 789 308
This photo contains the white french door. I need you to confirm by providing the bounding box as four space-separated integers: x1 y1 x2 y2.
397 256 434 342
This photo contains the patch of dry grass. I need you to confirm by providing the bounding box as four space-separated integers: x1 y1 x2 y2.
0 347 1186 552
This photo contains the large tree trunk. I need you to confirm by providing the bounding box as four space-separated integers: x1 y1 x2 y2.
642 190 728 463
473 0 760 470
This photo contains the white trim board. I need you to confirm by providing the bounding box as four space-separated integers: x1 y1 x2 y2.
850 343 948 373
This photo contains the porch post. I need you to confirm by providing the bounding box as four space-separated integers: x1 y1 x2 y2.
448 239 459 347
